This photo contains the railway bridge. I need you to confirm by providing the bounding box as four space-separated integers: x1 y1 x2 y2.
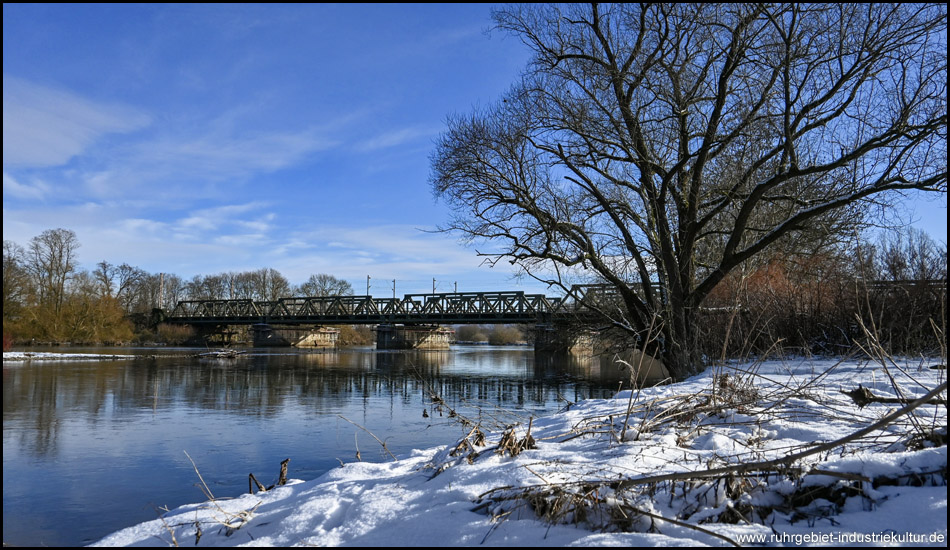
163 290 605 350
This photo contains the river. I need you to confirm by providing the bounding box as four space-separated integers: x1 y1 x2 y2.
2 345 628 547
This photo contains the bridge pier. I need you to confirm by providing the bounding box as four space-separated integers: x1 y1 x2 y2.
375 324 453 350
534 324 670 386
533 323 594 354
252 324 340 348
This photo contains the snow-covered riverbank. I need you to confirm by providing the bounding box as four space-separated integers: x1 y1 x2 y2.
3 351 139 361
94 356 947 547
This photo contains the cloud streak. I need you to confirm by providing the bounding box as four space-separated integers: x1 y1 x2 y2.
132 127 339 182
3 76 151 168
2 172 51 200
355 126 439 152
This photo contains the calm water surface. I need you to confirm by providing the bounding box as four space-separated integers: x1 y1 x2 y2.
2 346 627 547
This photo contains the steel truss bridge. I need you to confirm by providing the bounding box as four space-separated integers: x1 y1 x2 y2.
165 291 580 326
161 279 944 327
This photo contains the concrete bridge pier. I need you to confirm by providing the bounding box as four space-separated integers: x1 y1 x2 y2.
252 324 340 348
534 324 670 386
533 323 594 354
375 324 453 350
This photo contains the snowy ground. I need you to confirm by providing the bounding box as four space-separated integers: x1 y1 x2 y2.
94 355 947 547
3 351 138 361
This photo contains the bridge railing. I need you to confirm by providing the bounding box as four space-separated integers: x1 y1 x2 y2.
402 292 563 316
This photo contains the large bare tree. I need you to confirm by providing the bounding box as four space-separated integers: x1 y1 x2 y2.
431 3 947 380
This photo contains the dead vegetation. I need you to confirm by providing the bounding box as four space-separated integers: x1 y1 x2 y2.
425 330 948 542
467 373 946 541
153 453 294 546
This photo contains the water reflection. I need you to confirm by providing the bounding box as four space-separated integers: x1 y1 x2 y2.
2 346 626 546
4 349 630 458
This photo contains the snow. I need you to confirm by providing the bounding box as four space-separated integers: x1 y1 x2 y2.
90 356 947 547
3 351 138 361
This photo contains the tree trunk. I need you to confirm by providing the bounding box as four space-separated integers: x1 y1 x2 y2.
661 301 705 381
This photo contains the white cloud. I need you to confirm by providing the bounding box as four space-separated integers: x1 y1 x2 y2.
68 123 342 202
275 224 501 282
2 171 51 200
138 128 338 179
355 126 439 152
175 202 274 236
1 202 548 294
2 76 150 168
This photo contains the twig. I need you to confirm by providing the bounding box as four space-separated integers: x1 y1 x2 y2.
154 507 181 547
185 451 262 534
184 451 216 501
338 415 397 461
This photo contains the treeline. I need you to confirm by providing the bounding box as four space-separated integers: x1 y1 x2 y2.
3 228 356 346
699 228 947 358
454 324 529 345
4 227 946 355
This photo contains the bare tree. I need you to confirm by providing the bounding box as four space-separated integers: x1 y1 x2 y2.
25 228 81 314
250 268 292 301
431 4 947 380
94 261 148 312
185 273 227 301
93 261 117 298
232 271 257 300
298 273 354 297
876 227 947 282
156 272 185 310
3 240 29 323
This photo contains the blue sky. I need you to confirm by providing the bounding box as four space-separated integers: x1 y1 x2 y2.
3 4 947 297
3 4 541 296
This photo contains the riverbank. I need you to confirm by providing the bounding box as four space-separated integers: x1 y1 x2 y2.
94 355 947 547
3 351 139 361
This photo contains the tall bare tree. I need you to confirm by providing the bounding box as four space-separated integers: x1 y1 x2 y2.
432 3 947 380
3 240 29 324
26 228 80 314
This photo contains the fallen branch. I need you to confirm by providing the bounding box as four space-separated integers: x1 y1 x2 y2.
248 458 290 495
622 502 740 547
840 385 948 408
610 381 947 491
249 474 265 494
